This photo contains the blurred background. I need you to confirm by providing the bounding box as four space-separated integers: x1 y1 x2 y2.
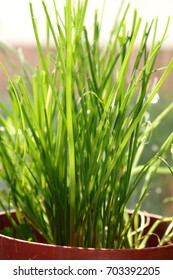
0 0 173 216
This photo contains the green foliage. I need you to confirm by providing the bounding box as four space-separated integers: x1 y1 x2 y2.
0 0 173 248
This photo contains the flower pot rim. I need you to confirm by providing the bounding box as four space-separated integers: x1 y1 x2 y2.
0 209 172 251
0 231 173 252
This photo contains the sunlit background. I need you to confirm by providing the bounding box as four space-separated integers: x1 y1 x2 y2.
0 0 173 216
0 0 173 47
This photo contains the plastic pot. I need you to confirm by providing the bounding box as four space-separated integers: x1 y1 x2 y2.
0 210 173 260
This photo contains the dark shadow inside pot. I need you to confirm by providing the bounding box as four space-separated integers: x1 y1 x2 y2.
0 210 47 244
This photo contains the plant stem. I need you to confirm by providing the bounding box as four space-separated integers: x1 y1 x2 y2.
66 0 76 245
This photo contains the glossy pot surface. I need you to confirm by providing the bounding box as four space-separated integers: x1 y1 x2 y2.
0 211 173 260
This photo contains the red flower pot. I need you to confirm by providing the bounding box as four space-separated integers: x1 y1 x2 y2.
0 211 173 260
